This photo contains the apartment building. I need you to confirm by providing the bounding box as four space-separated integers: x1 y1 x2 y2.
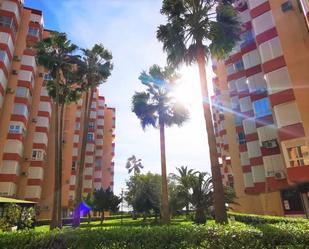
212 0 309 217
0 0 115 219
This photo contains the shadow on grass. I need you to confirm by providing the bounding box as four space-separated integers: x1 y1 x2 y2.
76 217 193 229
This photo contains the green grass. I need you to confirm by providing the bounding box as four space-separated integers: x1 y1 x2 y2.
34 216 207 232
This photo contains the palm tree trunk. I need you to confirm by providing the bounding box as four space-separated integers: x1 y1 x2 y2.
196 45 228 224
57 103 65 228
159 117 170 224
73 89 93 227
100 211 105 225
50 76 61 230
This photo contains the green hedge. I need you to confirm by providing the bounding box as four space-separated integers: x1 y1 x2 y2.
0 222 309 249
228 212 309 225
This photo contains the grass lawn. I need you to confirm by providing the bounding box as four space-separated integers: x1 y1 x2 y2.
34 216 215 232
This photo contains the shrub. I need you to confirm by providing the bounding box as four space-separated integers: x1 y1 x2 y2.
228 212 309 225
0 222 308 249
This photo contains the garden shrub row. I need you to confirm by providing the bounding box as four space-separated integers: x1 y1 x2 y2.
228 211 309 225
1 222 309 249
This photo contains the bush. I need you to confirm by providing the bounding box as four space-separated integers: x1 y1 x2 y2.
0 222 308 249
228 212 309 225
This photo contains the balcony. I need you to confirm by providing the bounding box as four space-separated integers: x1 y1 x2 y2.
21 55 36 70
30 13 43 26
0 182 16 196
287 165 309 183
2 1 21 23
28 167 43 180
25 185 42 200
0 32 14 56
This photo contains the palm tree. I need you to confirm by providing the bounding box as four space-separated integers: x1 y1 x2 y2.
157 0 240 223
126 155 144 174
73 44 113 227
36 32 82 229
170 166 196 217
132 64 189 224
191 172 213 224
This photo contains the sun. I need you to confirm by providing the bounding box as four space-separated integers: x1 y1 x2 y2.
172 65 202 107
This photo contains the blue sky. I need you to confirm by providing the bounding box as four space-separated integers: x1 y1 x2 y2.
25 0 213 195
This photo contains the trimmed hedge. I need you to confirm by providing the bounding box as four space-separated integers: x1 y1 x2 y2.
0 222 309 249
228 212 309 225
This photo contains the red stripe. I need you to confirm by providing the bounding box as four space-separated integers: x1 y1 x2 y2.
94 178 101 182
250 1 270 18
69 185 75 190
245 65 262 77
85 163 93 168
33 143 47 150
84 175 92 180
278 123 305 141
23 48 36 56
261 146 281 156
7 133 23 141
256 27 278 45
245 133 259 142
35 126 48 134
10 114 27 126
14 97 29 105
255 115 274 128
17 80 32 90
242 165 251 173
0 174 18 182
2 153 21 161
27 179 43 186
37 111 50 117
241 42 257 54
236 125 244 133
40 96 51 102
239 144 247 152
227 70 246 82
269 89 295 107
250 156 263 166
250 91 268 102
262 56 286 74
83 188 92 193
20 65 35 76
30 161 44 167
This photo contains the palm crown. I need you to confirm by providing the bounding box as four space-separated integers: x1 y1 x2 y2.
157 0 240 66
132 65 189 129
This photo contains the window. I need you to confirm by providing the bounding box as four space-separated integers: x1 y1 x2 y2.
238 132 246 144
242 50 261 69
28 27 39 37
240 30 254 48
234 59 244 72
15 87 30 98
9 124 22 134
287 145 309 167
252 11 275 35
75 122 80 130
88 122 95 129
32 150 44 160
247 73 267 93
0 16 15 30
87 133 94 141
72 161 77 171
95 159 102 168
253 98 272 118
0 50 6 61
13 103 28 117
234 115 242 126
264 67 292 94
259 37 283 63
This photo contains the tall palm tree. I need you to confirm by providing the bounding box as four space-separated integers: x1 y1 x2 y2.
132 65 189 223
36 32 82 229
73 44 113 227
170 166 196 217
126 155 144 174
157 0 240 223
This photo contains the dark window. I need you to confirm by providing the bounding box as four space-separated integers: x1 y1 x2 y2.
28 27 39 37
72 161 76 171
253 98 272 118
281 188 303 212
238 132 246 144
234 59 244 72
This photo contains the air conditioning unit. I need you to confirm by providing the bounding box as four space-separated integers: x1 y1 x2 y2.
31 118 37 123
5 87 15 94
21 171 28 176
12 70 18 75
274 171 286 180
262 139 278 148
266 171 275 177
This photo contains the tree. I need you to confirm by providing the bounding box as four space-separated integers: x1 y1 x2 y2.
93 188 121 225
157 0 240 223
126 155 144 174
36 32 82 229
170 166 196 217
132 65 189 223
126 173 161 221
73 44 113 227
191 172 213 224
